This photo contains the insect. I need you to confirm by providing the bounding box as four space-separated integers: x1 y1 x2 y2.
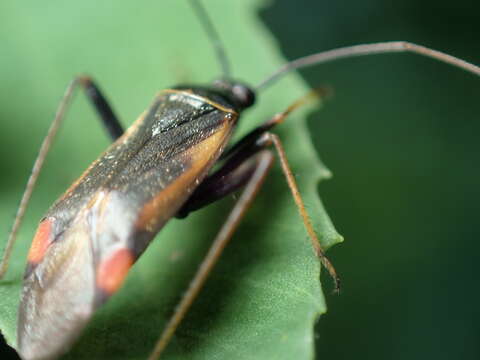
0 1 479 360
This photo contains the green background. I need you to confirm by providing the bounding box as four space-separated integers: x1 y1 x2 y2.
259 0 480 359
1 0 479 359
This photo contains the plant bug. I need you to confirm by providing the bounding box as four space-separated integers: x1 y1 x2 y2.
0 0 478 360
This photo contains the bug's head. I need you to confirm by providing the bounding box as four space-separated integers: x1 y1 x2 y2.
213 79 256 110
188 1 255 111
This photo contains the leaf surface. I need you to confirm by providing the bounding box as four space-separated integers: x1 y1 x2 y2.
0 0 342 359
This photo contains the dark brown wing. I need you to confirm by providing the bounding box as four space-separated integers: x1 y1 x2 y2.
17 90 238 360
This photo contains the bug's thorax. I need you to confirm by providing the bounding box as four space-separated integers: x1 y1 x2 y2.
172 79 256 112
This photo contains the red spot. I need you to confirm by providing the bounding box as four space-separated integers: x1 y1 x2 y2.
96 249 134 295
27 219 53 264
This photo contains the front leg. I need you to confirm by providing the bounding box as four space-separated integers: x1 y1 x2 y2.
0 76 123 278
178 87 330 218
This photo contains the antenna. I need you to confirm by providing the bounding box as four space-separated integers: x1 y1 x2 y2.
188 0 232 79
256 41 480 91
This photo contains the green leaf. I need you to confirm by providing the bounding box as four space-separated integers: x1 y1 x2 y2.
0 0 342 359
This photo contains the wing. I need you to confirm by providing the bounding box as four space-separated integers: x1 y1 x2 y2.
17 89 238 360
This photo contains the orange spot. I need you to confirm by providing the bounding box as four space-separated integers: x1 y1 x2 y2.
96 249 134 295
27 219 53 264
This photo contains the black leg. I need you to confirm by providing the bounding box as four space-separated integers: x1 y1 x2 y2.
177 86 339 290
177 88 328 218
221 87 328 161
0 76 122 278
176 133 270 218
78 76 123 140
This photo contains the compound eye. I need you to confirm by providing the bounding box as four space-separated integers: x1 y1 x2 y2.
232 84 256 109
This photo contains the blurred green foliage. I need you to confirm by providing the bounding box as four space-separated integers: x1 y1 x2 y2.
260 0 480 359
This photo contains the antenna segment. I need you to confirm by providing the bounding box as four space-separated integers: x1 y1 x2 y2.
188 0 232 79
256 41 480 91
